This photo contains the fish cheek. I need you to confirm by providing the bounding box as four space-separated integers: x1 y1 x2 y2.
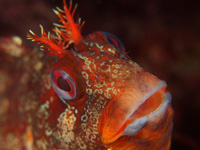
97 95 124 143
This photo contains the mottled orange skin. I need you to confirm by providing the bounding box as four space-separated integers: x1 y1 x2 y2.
0 0 173 150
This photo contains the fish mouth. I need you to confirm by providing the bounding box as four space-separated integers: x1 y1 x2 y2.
99 80 172 144
118 87 171 137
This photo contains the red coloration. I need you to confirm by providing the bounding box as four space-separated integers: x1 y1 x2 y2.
0 0 173 150
62 0 83 45
50 53 86 102
27 0 85 57
27 25 67 57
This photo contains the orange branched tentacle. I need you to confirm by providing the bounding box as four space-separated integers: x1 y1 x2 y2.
63 0 82 44
55 0 84 45
27 0 84 57
27 25 67 57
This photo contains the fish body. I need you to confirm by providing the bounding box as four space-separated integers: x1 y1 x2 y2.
0 0 173 150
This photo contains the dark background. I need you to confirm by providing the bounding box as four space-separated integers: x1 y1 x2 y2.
0 0 200 149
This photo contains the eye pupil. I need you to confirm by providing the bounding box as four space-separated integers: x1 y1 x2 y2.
57 76 71 91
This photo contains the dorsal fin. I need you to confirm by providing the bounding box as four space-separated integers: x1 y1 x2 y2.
27 0 85 57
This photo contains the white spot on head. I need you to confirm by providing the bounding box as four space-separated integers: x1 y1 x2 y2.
12 36 22 46
34 61 43 72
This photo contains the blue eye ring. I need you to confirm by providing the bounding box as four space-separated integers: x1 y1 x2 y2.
101 31 125 55
50 69 76 100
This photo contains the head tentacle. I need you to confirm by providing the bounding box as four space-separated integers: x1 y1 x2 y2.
27 0 85 57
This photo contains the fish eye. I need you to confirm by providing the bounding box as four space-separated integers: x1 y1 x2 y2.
50 69 76 100
101 31 125 54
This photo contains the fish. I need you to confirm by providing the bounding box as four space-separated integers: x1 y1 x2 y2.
0 0 173 149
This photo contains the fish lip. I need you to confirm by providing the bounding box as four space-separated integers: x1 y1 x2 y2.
122 92 171 136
